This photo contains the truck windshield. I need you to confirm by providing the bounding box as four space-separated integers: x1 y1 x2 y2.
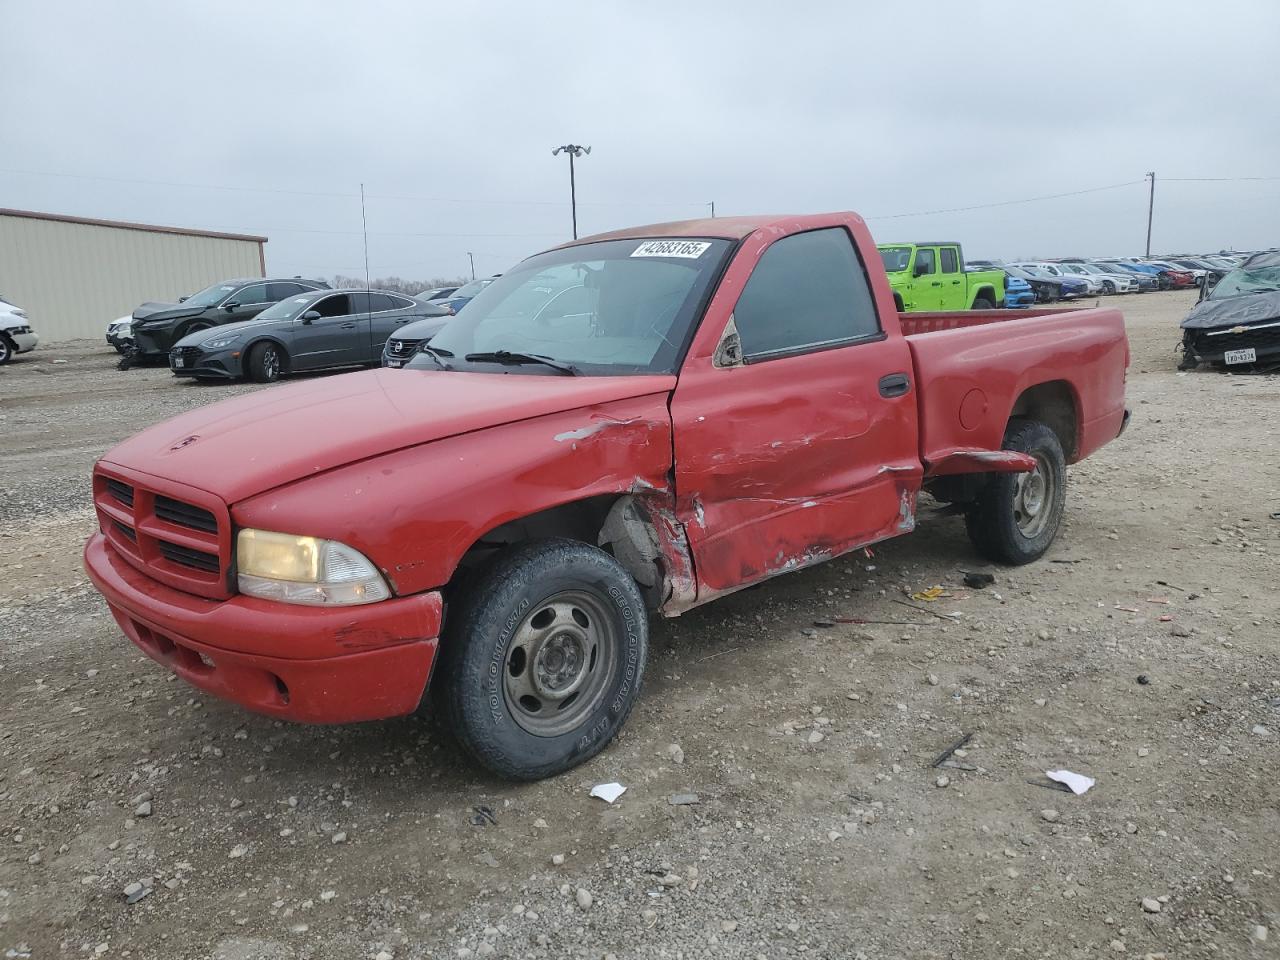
425 237 733 375
878 247 912 272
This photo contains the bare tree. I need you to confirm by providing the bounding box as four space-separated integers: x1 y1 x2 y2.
332 275 469 296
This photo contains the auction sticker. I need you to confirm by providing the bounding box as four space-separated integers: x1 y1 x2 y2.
631 240 711 259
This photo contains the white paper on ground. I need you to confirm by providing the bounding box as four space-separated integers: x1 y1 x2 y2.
589 782 627 803
1046 769 1095 795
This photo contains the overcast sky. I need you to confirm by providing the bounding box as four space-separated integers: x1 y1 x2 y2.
3 0 1278 282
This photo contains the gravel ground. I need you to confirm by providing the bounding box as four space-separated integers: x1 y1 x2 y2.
1 290 1277 960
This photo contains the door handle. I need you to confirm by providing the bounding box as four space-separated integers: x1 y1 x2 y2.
341 322 357 329
930 281 942 287
878 373 910 398
951 279 961 284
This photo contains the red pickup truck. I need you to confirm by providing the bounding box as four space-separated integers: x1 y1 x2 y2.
85 213 1129 780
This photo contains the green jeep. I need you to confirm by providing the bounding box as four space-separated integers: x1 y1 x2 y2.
877 242 1004 311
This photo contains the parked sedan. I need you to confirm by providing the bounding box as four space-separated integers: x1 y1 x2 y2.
106 315 134 353
1008 265 1089 300
1142 260 1199 288
1056 262 1136 294
0 294 38 364
169 289 452 383
130 277 330 361
1089 262 1158 292
419 285 459 302
1015 262 1102 295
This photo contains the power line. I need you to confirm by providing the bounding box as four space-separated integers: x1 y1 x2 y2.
866 180 1144 221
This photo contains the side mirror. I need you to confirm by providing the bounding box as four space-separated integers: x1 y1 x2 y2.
178 296 188 303
913 262 929 278
300 310 321 324
223 301 240 312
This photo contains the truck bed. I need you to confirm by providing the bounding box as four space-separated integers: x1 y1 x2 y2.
902 305 1129 474
898 306 1079 336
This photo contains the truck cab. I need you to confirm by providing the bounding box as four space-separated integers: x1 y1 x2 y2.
877 242 1004 312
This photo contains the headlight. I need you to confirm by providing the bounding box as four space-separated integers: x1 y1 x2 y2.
236 529 391 606
202 334 240 350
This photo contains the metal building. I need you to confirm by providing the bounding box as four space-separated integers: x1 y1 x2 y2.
0 208 267 342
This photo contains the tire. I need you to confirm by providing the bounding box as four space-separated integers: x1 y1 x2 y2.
965 420 1066 565
971 296 996 310
1102 281 1115 295
246 341 284 383
438 538 648 781
0 335 12 365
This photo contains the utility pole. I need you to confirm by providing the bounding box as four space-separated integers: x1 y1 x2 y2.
708 201 715 218
467 252 475 280
1145 171 1156 257
551 144 591 239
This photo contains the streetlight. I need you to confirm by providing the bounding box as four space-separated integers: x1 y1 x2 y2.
551 144 591 239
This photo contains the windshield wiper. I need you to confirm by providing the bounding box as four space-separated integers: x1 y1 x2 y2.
416 344 454 370
463 350 581 376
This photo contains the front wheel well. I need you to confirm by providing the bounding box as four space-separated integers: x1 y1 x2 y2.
445 493 674 611
1009 381 1078 461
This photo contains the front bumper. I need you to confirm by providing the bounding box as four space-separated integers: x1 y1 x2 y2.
11 331 38 353
1183 323 1280 366
1004 292 1036 308
170 346 244 379
84 533 443 723
132 325 181 358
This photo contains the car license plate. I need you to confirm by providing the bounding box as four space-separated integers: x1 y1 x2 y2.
386 359 403 368
1224 348 1256 365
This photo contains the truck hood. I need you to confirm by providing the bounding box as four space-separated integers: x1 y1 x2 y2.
99 368 677 504
1182 289 1280 330
132 301 206 323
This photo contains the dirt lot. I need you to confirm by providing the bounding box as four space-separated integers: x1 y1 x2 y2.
1 290 1277 960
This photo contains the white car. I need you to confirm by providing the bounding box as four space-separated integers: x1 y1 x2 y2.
106 315 134 353
1056 262 1137 294
0 295 38 364
1014 262 1104 295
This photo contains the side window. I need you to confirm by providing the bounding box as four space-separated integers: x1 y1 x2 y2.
368 293 401 312
313 294 352 318
939 247 959 273
730 227 881 362
914 248 936 276
348 292 371 315
268 282 305 300
235 284 271 305
388 294 417 310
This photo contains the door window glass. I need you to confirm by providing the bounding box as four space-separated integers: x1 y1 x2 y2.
731 227 881 361
939 248 959 273
235 284 271 305
313 294 351 318
914 248 936 275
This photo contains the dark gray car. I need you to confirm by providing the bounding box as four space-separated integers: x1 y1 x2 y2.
169 289 452 382
129 277 330 360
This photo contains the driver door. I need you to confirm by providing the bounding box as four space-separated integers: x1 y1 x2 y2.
290 294 368 370
909 247 941 310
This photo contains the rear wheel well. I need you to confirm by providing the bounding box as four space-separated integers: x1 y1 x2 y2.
893 292 905 311
1009 381 1078 460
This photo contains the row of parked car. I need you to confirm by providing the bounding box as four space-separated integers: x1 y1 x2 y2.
107 276 498 382
968 253 1250 306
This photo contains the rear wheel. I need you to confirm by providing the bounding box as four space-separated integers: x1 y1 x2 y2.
965 420 1066 565
438 539 648 781
246 341 284 383
971 296 996 310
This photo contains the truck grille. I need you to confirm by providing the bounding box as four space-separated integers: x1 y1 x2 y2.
155 495 218 533
93 466 233 600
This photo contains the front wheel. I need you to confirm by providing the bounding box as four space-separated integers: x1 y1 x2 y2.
965 420 1066 565
438 539 648 781
971 296 996 310
246 341 284 383
0 335 12 365
1102 280 1115 294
